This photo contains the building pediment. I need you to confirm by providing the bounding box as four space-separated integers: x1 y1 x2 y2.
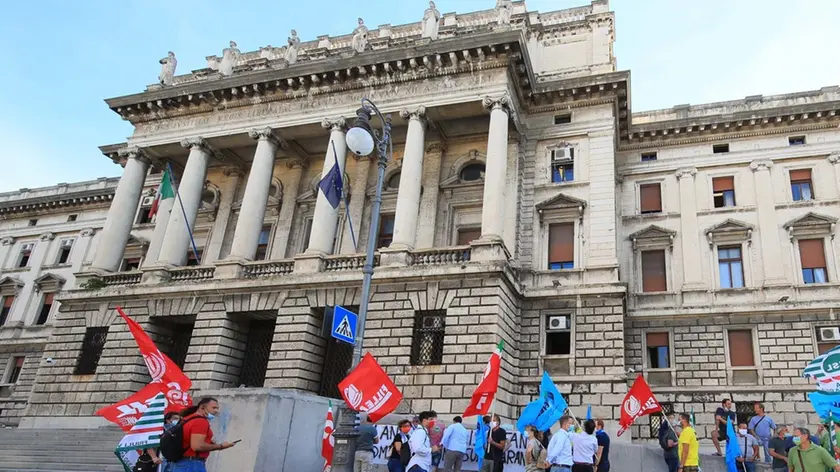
705 219 754 246
629 225 676 251
34 273 66 293
0 276 24 297
536 193 586 221
783 212 837 240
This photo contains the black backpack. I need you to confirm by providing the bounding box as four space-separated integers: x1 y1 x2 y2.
159 416 201 462
399 434 412 466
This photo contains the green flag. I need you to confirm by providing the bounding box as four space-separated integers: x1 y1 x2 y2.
148 168 175 219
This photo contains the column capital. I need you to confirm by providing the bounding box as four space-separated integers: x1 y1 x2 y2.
482 94 512 113
675 167 697 179
321 117 347 132
248 127 284 148
828 151 840 164
425 142 446 153
117 146 150 165
399 106 426 122
749 159 774 172
1 236 15 246
39 232 56 242
286 159 309 170
180 137 215 153
222 166 245 178
79 228 97 238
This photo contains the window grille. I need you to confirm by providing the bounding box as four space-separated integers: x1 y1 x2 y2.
411 310 446 365
74 327 109 375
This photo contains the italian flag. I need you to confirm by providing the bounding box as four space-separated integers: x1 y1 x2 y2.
114 393 166 472
148 167 175 220
322 402 335 472
463 340 503 417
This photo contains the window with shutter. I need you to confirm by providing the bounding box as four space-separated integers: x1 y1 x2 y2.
799 239 828 284
645 332 670 369
640 184 662 214
377 215 395 248
36 293 54 325
548 223 575 269
641 250 667 292
713 177 736 208
0 296 14 326
727 330 755 367
790 169 814 201
457 228 481 246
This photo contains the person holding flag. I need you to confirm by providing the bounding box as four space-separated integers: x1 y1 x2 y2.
114 392 167 472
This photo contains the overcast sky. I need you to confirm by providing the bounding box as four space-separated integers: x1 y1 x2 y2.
1 0 837 192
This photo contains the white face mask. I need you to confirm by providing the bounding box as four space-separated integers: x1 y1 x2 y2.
489 421 498 428
170 420 179 426
738 429 748 436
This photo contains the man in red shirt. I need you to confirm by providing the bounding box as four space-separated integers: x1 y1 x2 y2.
171 397 236 472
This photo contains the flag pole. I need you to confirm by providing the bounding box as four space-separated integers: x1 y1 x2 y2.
332 142 357 252
166 163 200 263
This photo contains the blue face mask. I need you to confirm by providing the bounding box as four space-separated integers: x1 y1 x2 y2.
792 437 801 445
567 425 575 432
207 413 215 421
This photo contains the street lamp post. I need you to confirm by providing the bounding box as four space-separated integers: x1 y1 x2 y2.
331 98 392 471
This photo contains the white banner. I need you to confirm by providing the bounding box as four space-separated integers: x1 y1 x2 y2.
371 425 527 472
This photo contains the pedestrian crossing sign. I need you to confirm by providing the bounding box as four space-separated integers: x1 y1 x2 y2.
331 305 357 345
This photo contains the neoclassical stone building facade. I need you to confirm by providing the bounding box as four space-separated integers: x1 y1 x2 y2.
13 0 839 441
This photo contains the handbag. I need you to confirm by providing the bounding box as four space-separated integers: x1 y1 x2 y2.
132 452 157 472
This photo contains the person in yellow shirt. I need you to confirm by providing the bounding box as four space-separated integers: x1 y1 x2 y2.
677 413 700 472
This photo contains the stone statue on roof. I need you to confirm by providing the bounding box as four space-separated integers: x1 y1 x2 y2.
351 18 368 54
219 41 240 76
496 0 513 25
285 30 300 64
422 1 441 40
158 51 177 86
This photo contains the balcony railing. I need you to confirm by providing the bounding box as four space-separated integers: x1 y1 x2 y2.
409 246 471 266
169 266 215 282
243 260 294 278
100 271 142 286
324 254 380 272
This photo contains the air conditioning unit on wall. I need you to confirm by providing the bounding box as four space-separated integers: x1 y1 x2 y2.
547 315 569 332
818 327 840 342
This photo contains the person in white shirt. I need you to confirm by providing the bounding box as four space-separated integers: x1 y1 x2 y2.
547 415 575 472
407 410 440 472
571 420 598 472
441 416 470 472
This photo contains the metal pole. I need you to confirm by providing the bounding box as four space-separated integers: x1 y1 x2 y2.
332 99 392 472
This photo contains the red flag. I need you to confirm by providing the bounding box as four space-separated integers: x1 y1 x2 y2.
616 375 662 436
321 402 335 472
95 382 192 431
338 353 403 423
463 341 504 417
116 306 191 393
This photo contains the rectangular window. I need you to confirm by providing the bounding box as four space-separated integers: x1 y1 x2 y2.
712 177 736 208
788 136 806 146
548 223 574 270
727 330 755 367
186 250 202 267
550 148 575 183
816 327 840 355
457 228 481 246
136 207 153 225
648 402 674 439
645 332 670 369
800 239 828 284
639 183 662 214
641 152 658 162
67 214 78 222
545 314 571 355
57 239 74 264
641 250 667 292
17 244 33 268
553 114 571 125
121 258 141 272
36 293 54 326
301 218 313 254
28 219 37 227
790 169 813 201
713 143 730 154
718 246 745 289
377 215 395 248
6 357 24 384
0 296 14 326
255 225 272 261
74 327 109 375
410 310 445 365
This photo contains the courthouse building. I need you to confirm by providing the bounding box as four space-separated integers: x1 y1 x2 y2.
8 0 839 440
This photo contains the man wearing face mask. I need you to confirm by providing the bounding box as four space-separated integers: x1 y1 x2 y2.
677 412 699 472
546 415 574 472
735 421 760 472
768 425 788 472
171 397 236 472
389 420 412 472
787 427 840 472
482 414 507 472
659 413 680 472
407 410 439 472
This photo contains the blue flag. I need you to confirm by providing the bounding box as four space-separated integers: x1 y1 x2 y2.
474 417 488 469
724 419 739 472
318 153 343 209
809 391 840 422
586 405 592 421
517 372 568 433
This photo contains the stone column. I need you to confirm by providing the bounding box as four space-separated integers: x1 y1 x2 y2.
676 167 704 289
157 138 214 266
144 167 176 266
478 95 511 243
9 232 54 325
415 143 444 249
305 117 347 255
339 156 371 254
270 160 307 259
229 128 282 260
203 168 243 264
91 148 150 272
72 228 96 272
751 159 786 285
390 106 426 250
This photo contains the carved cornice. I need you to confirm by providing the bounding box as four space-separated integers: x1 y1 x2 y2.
399 106 427 122
0 188 114 217
247 127 285 148
674 167 697 179
0 237 14 246
222 166 245 178
39 232 56 242
79 228 96 237
321 117 347 131
828 151 840 164
749 159 773 172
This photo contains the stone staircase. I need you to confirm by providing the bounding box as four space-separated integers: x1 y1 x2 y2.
0 428 126 472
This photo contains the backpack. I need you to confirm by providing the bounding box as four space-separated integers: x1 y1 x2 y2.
159 416 202 462
399 434 412 466
530 440 548 470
